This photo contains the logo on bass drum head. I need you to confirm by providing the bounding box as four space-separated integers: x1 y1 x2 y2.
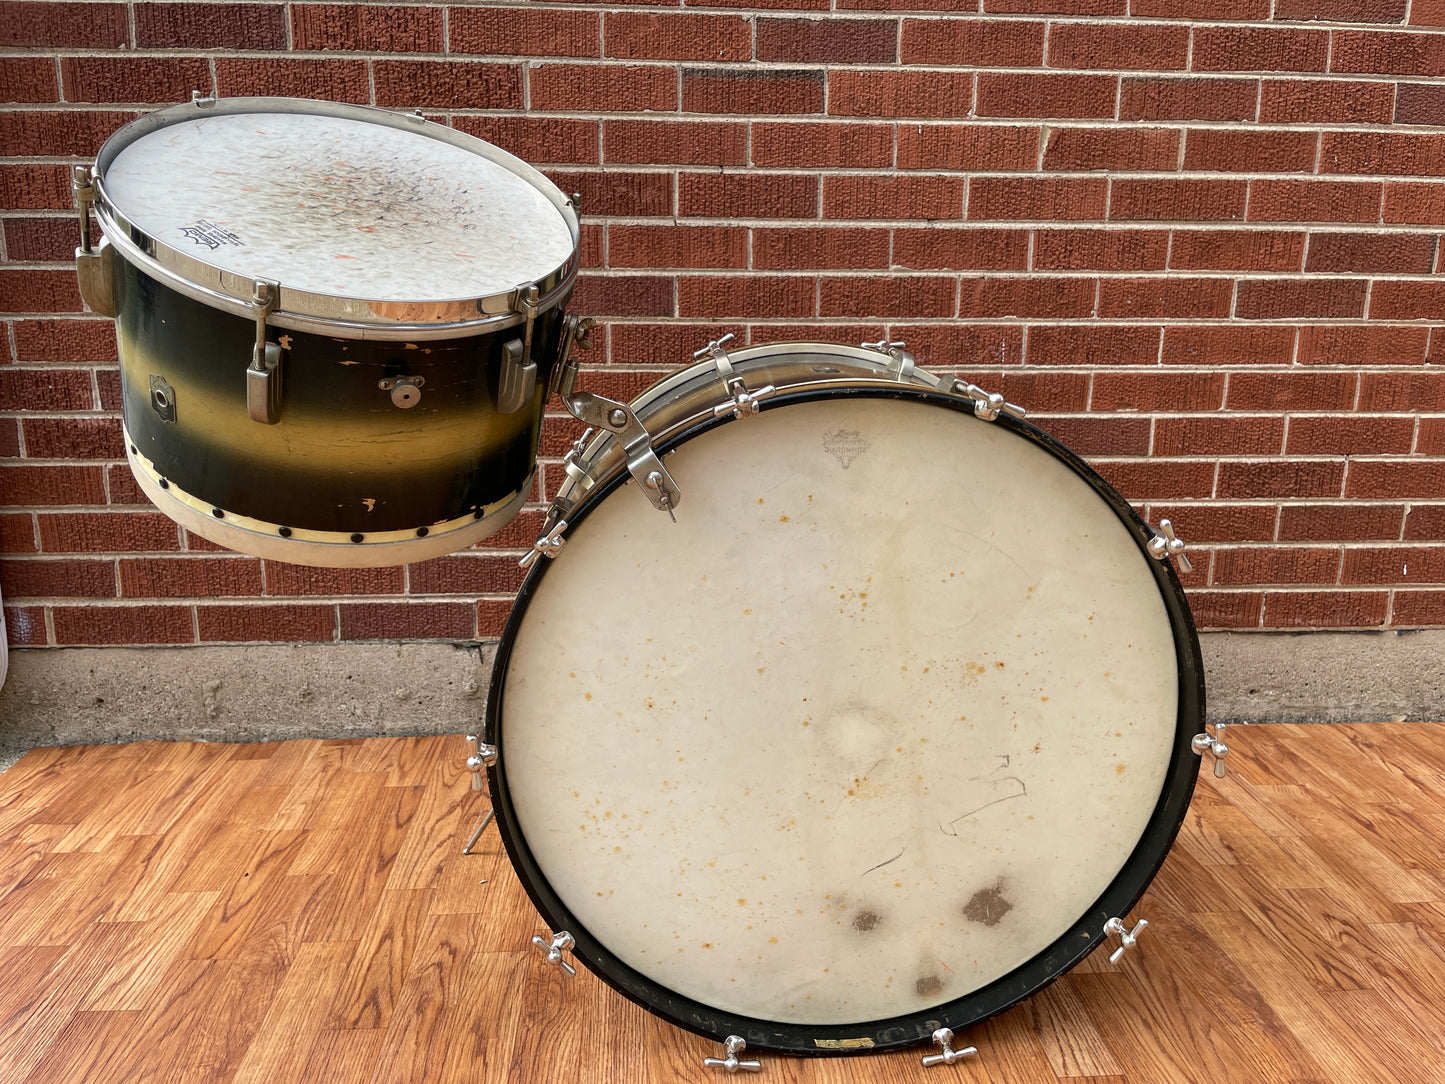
823 428 870 469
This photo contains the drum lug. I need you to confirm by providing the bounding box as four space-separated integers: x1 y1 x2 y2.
532 930 577 976
1146 518 1193 573
949 377 1026 422
1103 914 1149 963
861 339 917 382
378 375 425 409
72 166 119 318
247 278 284 424
499 284 540 414
149 374 177 424
921 1027 977 1069
695 334 776 420
704 1035 762 1074
1192 720 1228 778
560 394 680 520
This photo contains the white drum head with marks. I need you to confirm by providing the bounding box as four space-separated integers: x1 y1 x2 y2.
102 111 575 301
500 395 1181 1029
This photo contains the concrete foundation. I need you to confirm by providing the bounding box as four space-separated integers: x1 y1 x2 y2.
0 631 1442 756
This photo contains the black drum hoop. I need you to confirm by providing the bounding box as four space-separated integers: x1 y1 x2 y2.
486 383 1205 1056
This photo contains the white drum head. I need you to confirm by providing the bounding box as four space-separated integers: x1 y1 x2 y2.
499 394 1183 1031
102 111 574 302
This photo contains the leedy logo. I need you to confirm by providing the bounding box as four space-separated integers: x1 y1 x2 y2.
823 428 869 469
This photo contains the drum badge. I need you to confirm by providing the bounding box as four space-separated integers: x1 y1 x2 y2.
177 220 243 250
823 428 869 469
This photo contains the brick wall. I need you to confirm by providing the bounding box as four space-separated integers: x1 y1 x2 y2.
3 1 1445 647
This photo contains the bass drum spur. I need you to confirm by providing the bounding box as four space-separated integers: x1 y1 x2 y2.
485 340 1205 1056
75 95 579 566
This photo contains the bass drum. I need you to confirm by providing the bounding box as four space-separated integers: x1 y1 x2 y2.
486 341 1204 1054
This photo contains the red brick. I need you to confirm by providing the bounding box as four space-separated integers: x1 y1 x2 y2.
1392 591 1445 625
1420 419 1445 455
474 599 510 638
1132 0 1269 15
1098 277 1233 319
819 276 956 318
1093 459 1217 499
1370 281 1445 321
1383 182 1445 224
677 275 813 318
37 512 178 553
408 555 525 595
1110 180 1246 222
262 564 404 596
1149 503 1277 543
1120 78 1257 122
0 369 93 412
1347 461 1445 498
1185 591 1263 629
0 419 18 457
12 320 116 363
372 61 522 109
0 514 35 555
0 557 114 598
1162 325 1296 366
610 13 752 60
604 120 744 166
1033 416 1152 456
106 464 147 506
1287 415 1414 457
547 169 672 216
1296 325 1428 366
757 17 895 62
1258 79 1394 126
1236 279 1368 320
1091 372 1226 411
135 2 285 48
195 603 334 643
1217 460 1344 499
1195 26 1328 72
0 110 139 158
1307 232 1434 275
901 18 1044 66
1395 83 1445 125
1332 31 1445 76
1323 132 1445 179
1042 127 1178 172
53 604 194 645
0 58 59 103
1169 230 1304 273
61 57 211 104
1359 371 1445 411
0 270 81 315
1405 504 1445 539
458 116 599 166
684 69 824 115
1263 591 1387 628
3 3 128 47
1342 546 1445 585
1214 547 1339 586
755 227 892 270
1279 504 1403 541
753 122 891 168
679 173 816 219
746 323 883 346
982 0 1124 11
449 7 596 56
5 605 47 645
1414 0 1445 23
1276 0 1407 20
290 4 440 50
1227 371 1357 410
975 72 1117 119
836 0 968 8
893 228 1029 271
959 277 1095 319
531 63 672 113
339 602 475 641
572 274 673 317
0 164 71 210
897 124 1038 171
823 176 963 221
1027 324 1161 366
609 226 747 269
23 417 123 460
1182 129 1317 175
691 0 827 7
887 327 1027 370
5 217 94 262
1249 180 1382 224
0 465 105 506
830 71 974 118
118 556 260 598
970 177 1107 221
1030 229 1162 271
607 323 747 368
1047 22 1188 70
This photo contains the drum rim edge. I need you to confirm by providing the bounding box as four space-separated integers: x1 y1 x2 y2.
486 384 1205 1056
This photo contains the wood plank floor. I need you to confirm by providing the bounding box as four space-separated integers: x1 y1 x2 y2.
1 723 1443 1082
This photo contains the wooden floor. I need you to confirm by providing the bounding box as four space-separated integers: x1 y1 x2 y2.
1 724 1443 1083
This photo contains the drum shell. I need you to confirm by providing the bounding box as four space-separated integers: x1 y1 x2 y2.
117 257 565 537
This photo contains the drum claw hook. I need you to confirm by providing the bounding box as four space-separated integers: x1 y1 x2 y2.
645 472 677 523
704 1036 761 1074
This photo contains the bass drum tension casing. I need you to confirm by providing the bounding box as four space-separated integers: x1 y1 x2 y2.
78 96 580 566
486 341 1204 1055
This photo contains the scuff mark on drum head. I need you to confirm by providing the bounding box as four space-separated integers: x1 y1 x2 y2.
914 974 943 997
963 881 1012 927
852 909 881 933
